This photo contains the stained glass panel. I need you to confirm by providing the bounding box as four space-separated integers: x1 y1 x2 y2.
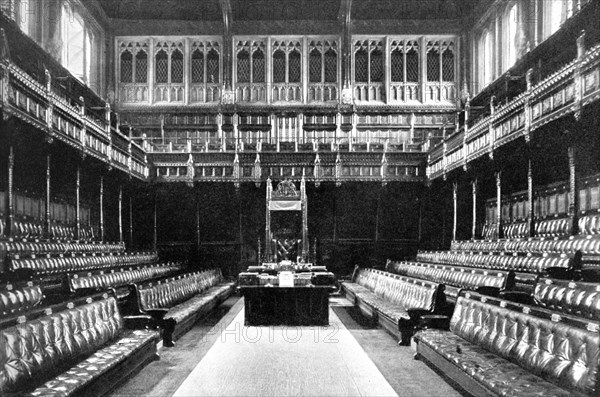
309 48 322 83
135 51 147 83
237 50 250 83
207 49 219 83
273 49 286 83
370 48 383 82
253 49 265 83
391 48 403 82
155 50 168 83
324 48 337 83
288 49 301 83
171 49 184 83
355 48 368 83
192 49 204 83
120 51 132 83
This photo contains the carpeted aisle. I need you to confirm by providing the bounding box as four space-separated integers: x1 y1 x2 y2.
173 306 398 397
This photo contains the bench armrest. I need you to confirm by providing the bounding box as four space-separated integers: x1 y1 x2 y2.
123 315 157 329
476 286 501 297
145 308 170 320
416 315 450 331
406 309 432 321
499 291 534 305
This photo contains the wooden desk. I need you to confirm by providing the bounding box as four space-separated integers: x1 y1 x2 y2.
238 286 335 326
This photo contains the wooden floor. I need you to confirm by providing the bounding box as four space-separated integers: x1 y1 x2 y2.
109 295 461 397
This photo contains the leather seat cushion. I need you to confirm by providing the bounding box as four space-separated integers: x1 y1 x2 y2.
356 291 410 322
28 329 158 397
341 282 372 297
166 294 217 324
165 283 233 324
416 330 574 397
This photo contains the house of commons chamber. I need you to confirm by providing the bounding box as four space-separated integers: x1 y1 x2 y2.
1 0 600 395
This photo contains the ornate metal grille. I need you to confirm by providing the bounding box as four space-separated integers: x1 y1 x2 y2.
355 48 368 83
273 49 286 83
370 48 383 82
324 48 337 83
155 50 168 83
207 49 219 83
391 48 403 82
253 49 265 83
171 49 184 83
288 49 301 83
120 51 132 83
442 48 454 82
135 51 147 83
192 49 204 83
406 47 419 82
237 50 250 83
309 48 322 83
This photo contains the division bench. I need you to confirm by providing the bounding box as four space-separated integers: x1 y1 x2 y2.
341 267 444 345
0 291 159 397
124 269 235 346
414 291 600 397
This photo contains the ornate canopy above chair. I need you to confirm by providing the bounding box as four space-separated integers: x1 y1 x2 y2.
264 177 309 263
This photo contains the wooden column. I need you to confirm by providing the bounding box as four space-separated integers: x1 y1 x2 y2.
129 196 133 247
118 185 123 243
496 171 503 239
265 178 272 261
6 145 14 237
153 194 158 251
196 198 201 257
471 179 477 240
375 185 382 242
452 182 458 242
568 146 579 235
75 166 81 240
45 154 51 239
527 159 535 237
99 176 105 242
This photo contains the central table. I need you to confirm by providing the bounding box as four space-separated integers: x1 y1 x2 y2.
238 286 335 326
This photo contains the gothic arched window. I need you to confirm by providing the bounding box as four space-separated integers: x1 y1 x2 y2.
135 50 147 83
273 49 286 83
355 48 368 83
120 50 133 83
406 45 419 82
427 45 440 82
207 48 220 83
309 48 322 83
391 47 403 82
442 47 454 82
481 30 493 88
288 49 301 83
505 3 518 70
155 50 168 83
171 49 183 83
324 48 337 83
370 48 383 82
237 50 250 83
192 49 204 83
252 48 265 83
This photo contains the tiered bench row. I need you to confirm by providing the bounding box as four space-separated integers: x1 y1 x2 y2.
0 236 236 396
414 289 599 397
